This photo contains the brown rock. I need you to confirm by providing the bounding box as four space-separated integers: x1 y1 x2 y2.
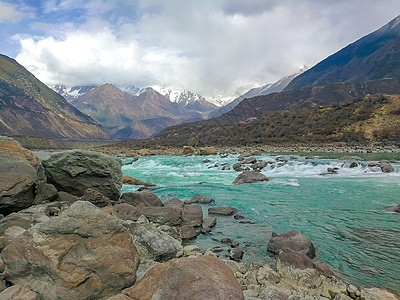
180 225 198 240
182 204 203 226
1 201 139 300
82 188 111 207
267 230 316 259
183 146 195 155
136 206 182 226
102 203 139 221
0 284 39 300
191 194 215 204
122 176 155 187
124 256 244 300
202 216 217 228
199 146 217 155
233 170 269 185
208 207 238 216
120 191 163 207
0 137 46 215
387 204 400 213
230 247 244 261
164 198 184 215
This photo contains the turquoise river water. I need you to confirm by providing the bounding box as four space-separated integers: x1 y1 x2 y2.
121 153 400 291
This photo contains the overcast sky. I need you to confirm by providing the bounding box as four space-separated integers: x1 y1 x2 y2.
1 0 400 99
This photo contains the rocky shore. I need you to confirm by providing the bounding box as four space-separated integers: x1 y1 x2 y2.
0 136 399 300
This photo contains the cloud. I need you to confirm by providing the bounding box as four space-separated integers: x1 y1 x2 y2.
0 2 23 23
13 0 400 99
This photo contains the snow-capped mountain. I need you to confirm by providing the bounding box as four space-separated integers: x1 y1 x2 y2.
209 69 307 118
52 85 97 102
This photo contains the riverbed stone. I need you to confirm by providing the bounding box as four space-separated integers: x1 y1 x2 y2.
230 247 244 261
183 146 195 155
120 191 163 207
127 222 183 262
233 170 269 185
182 204 203 226
199 146 217 155
360 287 399 300
123 256 244 300
42 150 123 200
102 203 139 221
164 198 184 215
191 194 215 204
136 206 181 226
387 204 400 213
0 137 47 215
122 176 155 187
1 201 139 300
0 284 39 300
82 188 111 207
267 230 316 259
209 207 238 216
380 160 395 173
180 224 198 240
203 216 217 228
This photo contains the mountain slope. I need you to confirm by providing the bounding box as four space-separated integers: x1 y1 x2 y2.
285 15 400 91
210 72 300 118
0 54 110 140
154 94 400 146
71 84 204 139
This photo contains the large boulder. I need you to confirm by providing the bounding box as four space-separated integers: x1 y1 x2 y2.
379 160 395 173
123 256 244 300
102 203 139 221
42 150 123 200
0 137 47 214
199 147 217 155
120 191 163 207
0 284 39 300
1 201 139 300
128 222 183 262
267 230 316 259
233 170 269 185
136 206 182 226
181 204 203 226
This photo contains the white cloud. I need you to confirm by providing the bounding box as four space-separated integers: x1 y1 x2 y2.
14 0 400 99
0 2 23 23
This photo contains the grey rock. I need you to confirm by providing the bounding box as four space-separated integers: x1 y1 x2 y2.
128 222 183 262
182 204 203 226
136 206 182 226
380 160 395 173
230 247 244 261
387 204 400 213
0 284 39 300
191 194 215 204
208 207 238 216
202 216 217 228
164 198 184 214
180 224 198 239
233 170 269 185
43 150 122 200
120 191 163 207
82 188 111 207
267 230 316 259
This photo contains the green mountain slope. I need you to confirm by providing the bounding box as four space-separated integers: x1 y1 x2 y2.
0 54 110 140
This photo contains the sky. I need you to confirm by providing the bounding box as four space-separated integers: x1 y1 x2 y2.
1 0 400 100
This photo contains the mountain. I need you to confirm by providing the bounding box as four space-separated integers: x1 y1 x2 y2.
52 85 97 102
153 94 400 146
0 54 110 140
153 85 217 116
210 72 302 118
285 15 400 91
71 84 205 139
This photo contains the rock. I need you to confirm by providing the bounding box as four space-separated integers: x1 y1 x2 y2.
203 159 211 163
333 294 353 300
183 245 204 256
368 162 380 167
387 204 400 213
120 191 163 207
102 203 139 221
277 249 322 296
43 150 123 200
231 240 240 247
82 188 111 207
164 198 184 214
181 204 203 226
199 146 217 155
123 256 244 300
233 170 269 185
122 176 155 187
0 284 39 300
183 146 195 155
267 230 316 258
203 216 217 228
234 214 245 220
360 287 399 300
0 137 47 214
56 191 78 202
251 160 268 171
191 194 215 204
233 163 244 171
107 294 132 300
34 183 58 204
221 237 232 244
128 222 183 262
243 157 257 164
380 160 395 173
320 167 339 175
230 247 244 261
138 148 150 156
180 224 198 239
136 206 182 226
349 162 358 168
209 207 238 216
1 201 139 300
0 279 5 293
